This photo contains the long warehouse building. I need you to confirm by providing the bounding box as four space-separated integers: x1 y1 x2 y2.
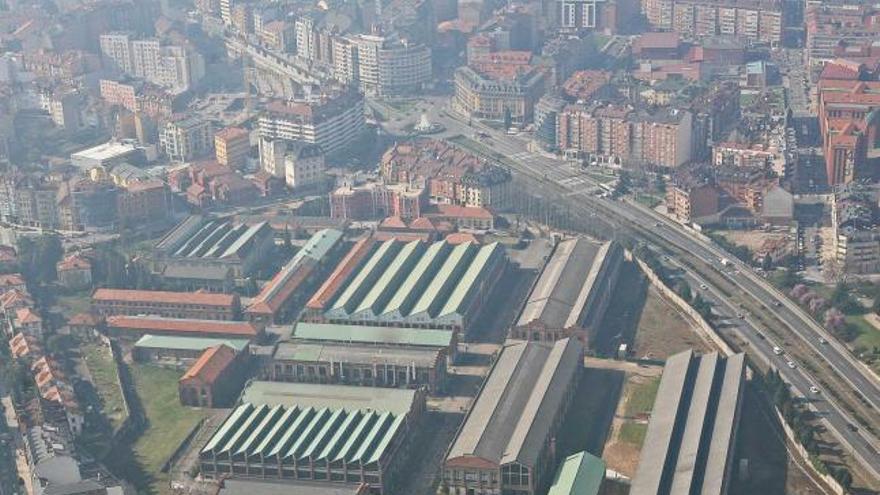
304 239 506 334
631 350 746 495
198 381 425 495
443 338 583 495
512 238 622 342
245 229 346 324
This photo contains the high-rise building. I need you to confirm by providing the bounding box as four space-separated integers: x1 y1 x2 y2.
214 127 250 169
334 33 432 97
160 117 214 162
258 88 366 155
100 33 204 91
643 0 782 45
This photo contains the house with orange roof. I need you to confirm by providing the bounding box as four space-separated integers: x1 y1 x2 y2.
0 273 26 292
56 255 92 290
178 344 247 407
14 307 42 338
9 333 41 360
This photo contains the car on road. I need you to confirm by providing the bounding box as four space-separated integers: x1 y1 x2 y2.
819 337 827 344
700 284 708 290
787 360 797 369
810 386 820 394
773 346 783 355
847 422 859 432
737 313 744 319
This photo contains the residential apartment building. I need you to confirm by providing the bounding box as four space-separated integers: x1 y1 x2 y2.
330 180 428 220
161 117 213 162
806 3 880 67
117 179 171 228
817 79 880 187
284 142 326 190
99 33 204 91
644 0 782 45
666 179 721 222
214 127 250 169
380 140 512 208
832 189 880 274
453 51 547 124
333 33 432 97
258 88 366 155
558 104 693 167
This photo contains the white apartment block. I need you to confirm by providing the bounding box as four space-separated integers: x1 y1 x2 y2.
161 118 214 162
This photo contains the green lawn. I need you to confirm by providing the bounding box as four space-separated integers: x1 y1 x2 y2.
131 364 209 492
81 343 127 430
848 315 880 350
57 292 92 315
619 422 648 447
625 376 661 417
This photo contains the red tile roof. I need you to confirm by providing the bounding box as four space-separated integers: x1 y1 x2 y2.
106 316 258 337
57 255 91 272
431 204 494 220
16 307 41 324
214 126 249 141
180 344 236 383
445 232 480 245
306 237 375 310
0 273 25 288
67 312 102 327
92 288 236 307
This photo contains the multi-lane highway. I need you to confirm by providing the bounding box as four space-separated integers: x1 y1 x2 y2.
387 99 880 478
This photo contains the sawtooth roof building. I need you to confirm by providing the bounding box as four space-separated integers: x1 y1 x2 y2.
147 215 275 290
304 239 506 335
631 350 746 495
245 229 346 324
198 381 425 495
512 238 622 343
443 338 583 495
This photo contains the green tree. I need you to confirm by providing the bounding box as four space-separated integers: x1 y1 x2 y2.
676 280 693 302
761 254 773 271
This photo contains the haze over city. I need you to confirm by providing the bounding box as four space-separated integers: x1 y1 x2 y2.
0 0 878 494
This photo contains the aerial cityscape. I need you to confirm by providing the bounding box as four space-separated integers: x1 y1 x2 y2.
0 0 879 494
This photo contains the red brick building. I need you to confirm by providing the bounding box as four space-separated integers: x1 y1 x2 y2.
178 344 248 407
92 288 241 320
817 79 880 186
105 315 260 340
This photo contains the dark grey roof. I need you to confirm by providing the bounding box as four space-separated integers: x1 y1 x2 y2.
162 264 232 281
631 351 746 495
44 480 106 495
517 238 617 329
446 338 582 468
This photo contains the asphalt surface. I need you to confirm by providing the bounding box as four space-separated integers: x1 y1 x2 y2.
385 100 880 478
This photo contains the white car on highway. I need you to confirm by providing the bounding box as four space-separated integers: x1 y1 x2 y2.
773 346 783 355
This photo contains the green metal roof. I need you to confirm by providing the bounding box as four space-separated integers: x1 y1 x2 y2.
438 242 502 318
547 451 605 495
220 404 268 454
409 242 476 317
333 412 377 463
295 229 344 263
134 334 249 353
267 407 314 457
202 404 253 453
367 414 406 464
235 405 284 456
318 409 362 461
201 401 411 469
353 240 424 316
350 411 392 463
380 241 451 317
330 240 401 313
285 408 330 459
250 406 298 457
292 322 453 348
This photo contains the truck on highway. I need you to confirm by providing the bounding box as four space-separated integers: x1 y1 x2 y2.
720 258 732 267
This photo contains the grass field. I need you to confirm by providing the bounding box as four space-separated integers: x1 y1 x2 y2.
131 364 208 493
618 422 648 447
848 315 880 350
624 376 660 417
80 343 127 430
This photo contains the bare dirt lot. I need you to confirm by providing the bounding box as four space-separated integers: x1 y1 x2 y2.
634 285 714 360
